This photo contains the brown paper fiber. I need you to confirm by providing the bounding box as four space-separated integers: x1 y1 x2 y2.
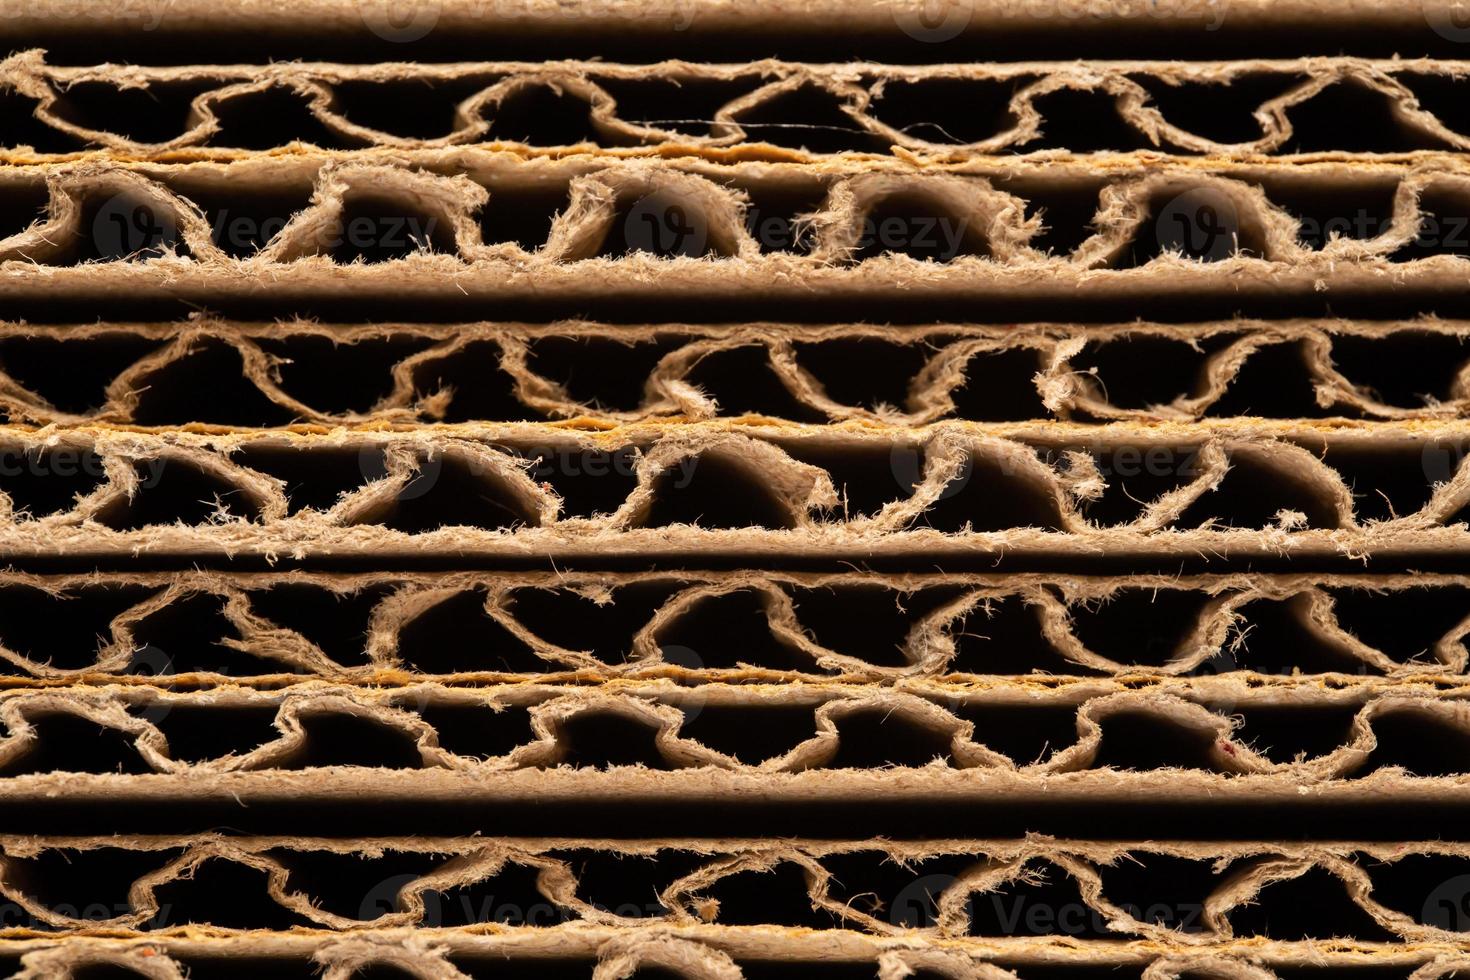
4 0 1467 70
0 833 1467 943
7 6 1470 978
8 51 1470 161
2 317 1469 428
13 933 1470 980
1 683 1469 784
0 158 1468 310
0 568 1466 684
0 423 1457 561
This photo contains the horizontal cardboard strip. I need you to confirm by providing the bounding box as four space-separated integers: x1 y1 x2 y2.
0 423 1457 560
3 316 1470 427
2 0 1463 65
3 158 1470 316
12 51 1470 159
1 834 1470 942
2 763 1470 808
0 567 1468 684
1 683 1468 780
7 931 1468 980
1 158 1469 269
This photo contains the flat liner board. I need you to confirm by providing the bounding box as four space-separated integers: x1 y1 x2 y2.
2 3 1470 979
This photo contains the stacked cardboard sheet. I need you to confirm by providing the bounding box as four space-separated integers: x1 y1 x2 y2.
3 2 1470 977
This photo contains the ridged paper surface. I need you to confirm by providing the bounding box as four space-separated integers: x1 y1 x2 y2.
3 5 1469 979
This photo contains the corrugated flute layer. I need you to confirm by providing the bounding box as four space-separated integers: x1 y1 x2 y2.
6 2 1470 978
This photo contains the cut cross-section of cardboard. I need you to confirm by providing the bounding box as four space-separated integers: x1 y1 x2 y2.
0 317 1468 426
0 568 1463 682
0 834 1468 942
3 3 1467 978
0 423 1457 561
0 158 1468 316
3 683 1470 793
11 934 1470 980
9 52 1470 160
